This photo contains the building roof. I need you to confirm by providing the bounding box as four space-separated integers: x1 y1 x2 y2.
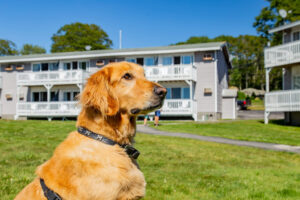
0 42 228 64
269 20 300 34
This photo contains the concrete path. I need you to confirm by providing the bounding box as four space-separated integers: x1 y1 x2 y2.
137 125 300 154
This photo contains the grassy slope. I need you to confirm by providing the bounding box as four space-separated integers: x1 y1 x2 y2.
154 120 300 146
0 120 300 200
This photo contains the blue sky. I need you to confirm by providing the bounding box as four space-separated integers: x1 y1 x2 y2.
0 0 268 52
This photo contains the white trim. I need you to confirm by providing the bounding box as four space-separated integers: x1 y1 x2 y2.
0 47 222 64
214 51 218 112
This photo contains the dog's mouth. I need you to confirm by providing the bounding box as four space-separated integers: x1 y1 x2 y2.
130 101 164 115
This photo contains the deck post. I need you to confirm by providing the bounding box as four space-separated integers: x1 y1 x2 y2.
264 111 270 124
44 84 53 102
265 68 271 124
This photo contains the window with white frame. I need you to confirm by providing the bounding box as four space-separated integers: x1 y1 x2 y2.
293 31 300 41
162 57 172 66
182 55 192 64
166 87 190 99
145 57 158 66
63 91 80 101
126 58 136 63
292 66 300 89
63 61 89 70
32 62 59 72
32 92 47 102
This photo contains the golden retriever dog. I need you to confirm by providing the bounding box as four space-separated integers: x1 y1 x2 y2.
15 61 167 200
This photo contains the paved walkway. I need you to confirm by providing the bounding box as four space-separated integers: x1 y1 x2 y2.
137 125 300 154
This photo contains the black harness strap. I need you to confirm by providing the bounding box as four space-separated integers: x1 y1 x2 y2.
77 126 140 159
40 178 62 200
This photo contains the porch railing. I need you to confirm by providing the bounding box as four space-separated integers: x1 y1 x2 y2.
265 89 300 112
161 99 194 115
16 99 196 117
144 65 197 81
265 40 300 68
17 102 80 117
17 70 90 86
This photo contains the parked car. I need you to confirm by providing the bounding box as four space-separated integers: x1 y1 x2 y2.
237 99 251 110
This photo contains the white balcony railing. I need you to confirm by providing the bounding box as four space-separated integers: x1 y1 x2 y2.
265 40 300 68
17 70 90 86
16 99 196 117
265 89 300 112
160 99 195 115
17 102 80 117
144 65 197 81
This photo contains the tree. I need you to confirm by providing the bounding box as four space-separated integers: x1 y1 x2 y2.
20 44 46 55
254 0 300 41
51 22 112 53
175 35 267 90
0 39 18 56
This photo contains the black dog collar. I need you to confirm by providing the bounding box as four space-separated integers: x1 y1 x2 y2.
77 126 140 159
40 178 62 200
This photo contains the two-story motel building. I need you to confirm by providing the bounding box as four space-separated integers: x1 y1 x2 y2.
265 20 300 125
0 42 235 121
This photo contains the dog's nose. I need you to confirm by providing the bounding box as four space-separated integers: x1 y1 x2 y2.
154 86 167 98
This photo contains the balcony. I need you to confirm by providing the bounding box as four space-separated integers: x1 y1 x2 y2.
144 65 197 82
17 102 80 117
16 99 196 117
265 40 300 68
17 70 90 86
160 99 195 116
265 89 300 112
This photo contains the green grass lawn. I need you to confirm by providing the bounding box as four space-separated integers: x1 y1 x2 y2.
1 120 300 200
153 120 300 146
248 99 265 110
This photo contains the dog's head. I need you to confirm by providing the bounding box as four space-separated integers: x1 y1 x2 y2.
80 61 166 116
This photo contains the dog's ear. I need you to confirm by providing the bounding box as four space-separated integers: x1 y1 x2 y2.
80 69 119 116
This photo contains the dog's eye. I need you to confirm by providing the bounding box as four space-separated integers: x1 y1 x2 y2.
123 73 133 80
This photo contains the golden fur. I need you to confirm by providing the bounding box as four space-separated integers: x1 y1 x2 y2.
15 62 166 200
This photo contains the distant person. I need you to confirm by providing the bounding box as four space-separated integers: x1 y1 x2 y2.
144 115 149 126
154 109 161 126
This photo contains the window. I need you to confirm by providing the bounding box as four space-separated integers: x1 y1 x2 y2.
182 87 190 99
49 63 59 71
162 57 172 66
63 92 71 101
73 92 80 100
174 56 181 65
293 31 300 41
293 76 300 89
283 33 291 43
41 92 47 101
166 87 190 99
63 63 71 70
182 56 192 64
50 91 59 101
203 53 213 61
145 57 158 66
126 58 136 63
166 88 171 99
33 64 41 72
32 92 47 102
33 92 40 102
41 63 48 71
79 61 89 70
136 58 144 66
171 88 181 99
72 61 78 70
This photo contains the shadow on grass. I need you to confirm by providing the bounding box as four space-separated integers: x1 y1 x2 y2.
258 119 298 127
